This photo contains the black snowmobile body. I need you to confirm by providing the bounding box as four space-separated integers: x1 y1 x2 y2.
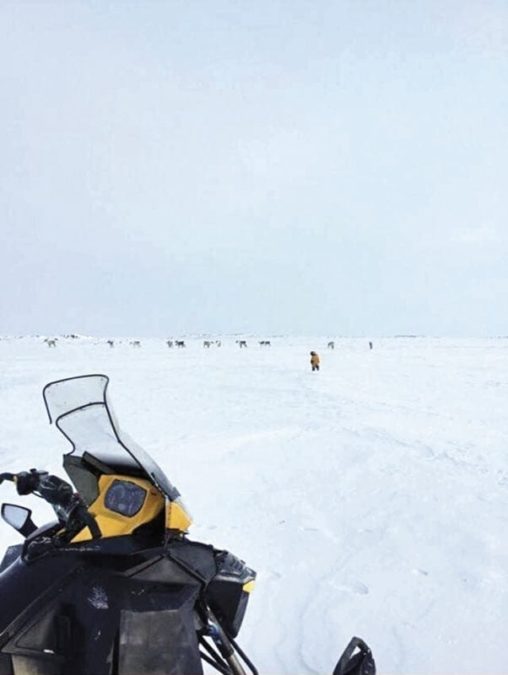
0 375 375 675
0 527 250 674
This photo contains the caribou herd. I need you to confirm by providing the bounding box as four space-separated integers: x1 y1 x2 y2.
41 337 274 348
39 337 372 351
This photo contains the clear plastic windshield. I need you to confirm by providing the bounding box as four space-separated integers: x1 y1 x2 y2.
43 375 180 501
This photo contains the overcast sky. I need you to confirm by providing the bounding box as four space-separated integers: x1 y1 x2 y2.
1 0 507 336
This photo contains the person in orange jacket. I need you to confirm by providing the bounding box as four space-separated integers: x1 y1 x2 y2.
310 351 320 371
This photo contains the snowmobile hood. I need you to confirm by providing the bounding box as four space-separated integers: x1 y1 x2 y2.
43 374 181 503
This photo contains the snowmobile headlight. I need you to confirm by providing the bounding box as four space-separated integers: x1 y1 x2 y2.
104 480 147 517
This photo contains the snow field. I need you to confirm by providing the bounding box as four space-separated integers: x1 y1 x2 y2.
0 336 507 673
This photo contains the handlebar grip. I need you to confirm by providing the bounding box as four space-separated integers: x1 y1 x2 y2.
15 470 46 495
1 469 102 540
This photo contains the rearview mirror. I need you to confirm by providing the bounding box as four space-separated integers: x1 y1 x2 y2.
1 503 37 537
333 637 376 675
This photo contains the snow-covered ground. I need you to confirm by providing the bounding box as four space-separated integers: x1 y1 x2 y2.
0 336 507 674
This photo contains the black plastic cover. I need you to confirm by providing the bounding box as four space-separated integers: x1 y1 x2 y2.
118 605 202 674
206 551 256 638
0 546 22 575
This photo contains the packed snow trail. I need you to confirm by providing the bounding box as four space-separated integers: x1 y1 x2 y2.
0 337 507 673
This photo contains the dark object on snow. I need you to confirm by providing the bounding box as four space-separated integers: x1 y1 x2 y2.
333 637 376 675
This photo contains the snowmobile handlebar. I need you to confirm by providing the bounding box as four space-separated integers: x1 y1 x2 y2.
0 469 101 540
0 469 49 495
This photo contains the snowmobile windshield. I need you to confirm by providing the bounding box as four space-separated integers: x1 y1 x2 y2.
43 375 180 502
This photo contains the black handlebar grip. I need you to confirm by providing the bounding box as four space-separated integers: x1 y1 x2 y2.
0 473 15 484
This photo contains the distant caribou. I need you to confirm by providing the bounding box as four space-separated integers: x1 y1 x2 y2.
166 340 174 348
130 340 141 348
175 340 186 348
107 340 115 348
259 340 271 347
44 338 57 348
236 340 248 348
327 341 335 349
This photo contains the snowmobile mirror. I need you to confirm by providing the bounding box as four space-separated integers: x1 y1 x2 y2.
333 637 376 675
1 503 37 537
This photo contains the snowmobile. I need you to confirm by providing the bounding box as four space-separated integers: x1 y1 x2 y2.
0 374 375 675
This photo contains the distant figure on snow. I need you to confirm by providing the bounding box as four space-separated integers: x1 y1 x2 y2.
310 351 320 372
369 341 373 350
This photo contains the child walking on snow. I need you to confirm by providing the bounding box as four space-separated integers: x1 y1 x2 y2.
310 351 320 371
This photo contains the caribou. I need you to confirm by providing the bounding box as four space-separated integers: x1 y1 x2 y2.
202 340 221 348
